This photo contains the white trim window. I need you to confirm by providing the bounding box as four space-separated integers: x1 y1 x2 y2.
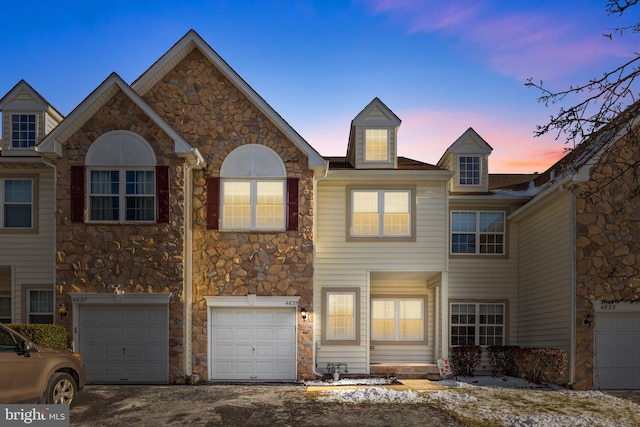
0 296 10 323
450 303 504 346
221 179 285 231
325 291 357 341
459 156 480 185
11 114 37 149
451 211 505 254
364 129 389 162
89 169 155 222
351 189 411 238
1 178 33 228
27 289 53 324
371 298 424 342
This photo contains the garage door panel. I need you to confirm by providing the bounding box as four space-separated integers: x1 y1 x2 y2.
79 304 169 383
210 307 296 380
595 311 640 389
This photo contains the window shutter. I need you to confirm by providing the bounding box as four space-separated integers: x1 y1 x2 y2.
206 177 220 230
286 177 299 231
156 166 170 223
70 166 85 223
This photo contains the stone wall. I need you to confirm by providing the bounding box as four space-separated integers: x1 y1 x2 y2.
56 90 187 382
573 131 640 389
142 48 315 380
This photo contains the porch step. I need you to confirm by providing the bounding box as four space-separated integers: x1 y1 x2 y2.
370 363 441 380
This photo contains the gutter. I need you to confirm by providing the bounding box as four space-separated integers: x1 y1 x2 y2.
508 175 574 221
40 156 58 329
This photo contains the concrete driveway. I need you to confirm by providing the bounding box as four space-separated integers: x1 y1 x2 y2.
70 383 463 426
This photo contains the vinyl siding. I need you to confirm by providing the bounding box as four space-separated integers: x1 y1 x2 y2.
314 177 447 373
515 191 572 353
0 168 55 322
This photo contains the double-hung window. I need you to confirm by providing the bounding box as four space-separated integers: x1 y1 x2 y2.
1 178 34 229
11 114 37 149
364 129 389 162
459 156 480 185
323 288 360 344
0 296 10 323
27 289 53 324
89 169 155 222
350 188 413 239
222 179 285 230
371 298 424 342
451 211 505 254
450 302 504 346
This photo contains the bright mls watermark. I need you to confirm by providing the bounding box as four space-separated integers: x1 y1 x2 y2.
1 405 68 426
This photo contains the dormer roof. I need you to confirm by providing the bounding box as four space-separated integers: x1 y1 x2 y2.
438 127 493 164
0 80 63 121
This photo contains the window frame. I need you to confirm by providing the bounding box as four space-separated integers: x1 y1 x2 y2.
450 301 506 347
0 174 38 233
87 167 156 223
10 113 37 149
22 285 54 324
347 186 416 242
450 210 506 255
370 296 427 345
322 287 360 345
0 295 11 323
220 178 286 231
458 155 481 186
363 128 390 162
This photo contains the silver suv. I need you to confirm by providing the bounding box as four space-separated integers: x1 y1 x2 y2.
0 323 86 404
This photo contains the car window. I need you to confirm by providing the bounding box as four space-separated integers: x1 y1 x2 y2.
0 327 18 351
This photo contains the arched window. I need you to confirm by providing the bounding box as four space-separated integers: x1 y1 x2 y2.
207 145 298 231
71 130 169 223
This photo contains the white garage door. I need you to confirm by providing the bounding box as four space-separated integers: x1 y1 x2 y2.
594 311 640 389
210 308 297 380
79 304 169 383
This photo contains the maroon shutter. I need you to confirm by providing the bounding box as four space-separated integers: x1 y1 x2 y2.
286 178 299 231
156 166 170 223
206 177 220 230
70 166 85 222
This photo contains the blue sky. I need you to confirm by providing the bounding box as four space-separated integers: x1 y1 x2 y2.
1 1 636 172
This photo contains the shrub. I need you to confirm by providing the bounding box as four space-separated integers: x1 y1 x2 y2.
450 345 482 376
7 323 68 349
512 347 568 385
488 345 520 378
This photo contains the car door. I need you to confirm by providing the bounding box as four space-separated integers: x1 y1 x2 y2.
0 326 44 403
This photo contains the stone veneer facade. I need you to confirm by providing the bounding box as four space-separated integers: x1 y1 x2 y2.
140 48 315 380
55 90 187 381
573 130 640 390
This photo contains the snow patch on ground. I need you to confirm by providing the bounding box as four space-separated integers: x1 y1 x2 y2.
308 376 640 427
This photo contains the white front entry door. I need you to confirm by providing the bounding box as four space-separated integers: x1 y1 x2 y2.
210 307 297 380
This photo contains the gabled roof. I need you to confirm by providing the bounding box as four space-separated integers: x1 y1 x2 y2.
437 127 493 166
350 97 401 127
326 156 444 171
131 29 326 168
37 73 204 167
0 80 63 121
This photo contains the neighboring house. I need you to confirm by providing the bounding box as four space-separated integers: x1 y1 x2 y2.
2 30 638 390
0 81 63 326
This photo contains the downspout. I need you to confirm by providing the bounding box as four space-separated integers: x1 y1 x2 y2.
40 157 58 326
561 184 577 386
183 149 206 379
312 161 329 378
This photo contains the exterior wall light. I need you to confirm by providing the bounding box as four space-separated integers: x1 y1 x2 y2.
57 303 68 318
300 307 308 321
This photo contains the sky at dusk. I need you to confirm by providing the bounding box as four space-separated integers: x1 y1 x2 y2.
1 1 636 173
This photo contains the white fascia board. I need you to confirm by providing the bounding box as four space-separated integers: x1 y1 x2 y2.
38 73 197 162
132 30 327 168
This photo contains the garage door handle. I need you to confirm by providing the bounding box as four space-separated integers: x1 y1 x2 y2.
123 347 126 355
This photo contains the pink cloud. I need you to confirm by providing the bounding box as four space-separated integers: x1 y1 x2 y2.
357 0 635 80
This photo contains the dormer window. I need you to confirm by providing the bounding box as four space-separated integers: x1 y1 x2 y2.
459 156 480 185
11 114 36 149
365 129 389 162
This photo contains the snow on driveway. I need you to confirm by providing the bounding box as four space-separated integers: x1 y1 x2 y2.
307 376 640 426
